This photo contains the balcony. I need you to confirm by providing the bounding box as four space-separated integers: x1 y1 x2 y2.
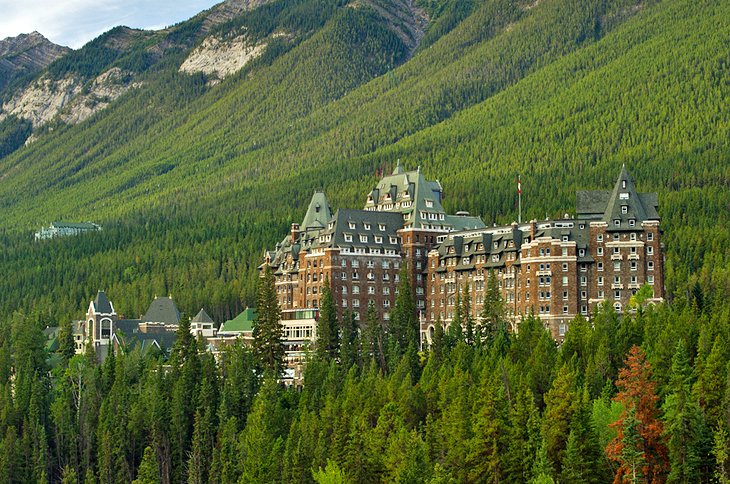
628 254 640 260
628 282 641 289
611 254 623 261
612 283 624 289
536 270 552 276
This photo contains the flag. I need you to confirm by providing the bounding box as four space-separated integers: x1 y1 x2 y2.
518 175 521 195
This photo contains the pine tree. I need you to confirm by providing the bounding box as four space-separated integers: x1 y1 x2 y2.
363 302 386 371
58 318 76 364
253 265 284 376
542 364 579 473
662 341 709 482
481 269 505 344
430 315 445 362
389 265 417 358
339 310 360 370
560 388 608 483
132 446 160 484
316 278 339 362
461 284 475 345
606 346 668 483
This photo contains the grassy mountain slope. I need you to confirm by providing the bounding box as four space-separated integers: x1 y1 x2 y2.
0 0 726 323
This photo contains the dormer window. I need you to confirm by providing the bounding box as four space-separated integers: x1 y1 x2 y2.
614 220 621 227
348 222 356 229
620 192 630 200
344 234 353 242
622 180 627 189
360 235 368 243
364 223 371 230
379 224 385 231
621 206 628 214
426 200 433 208
629 220 635 227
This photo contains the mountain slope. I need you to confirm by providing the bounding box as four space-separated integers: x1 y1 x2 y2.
0 0 726 323
0 32 69 91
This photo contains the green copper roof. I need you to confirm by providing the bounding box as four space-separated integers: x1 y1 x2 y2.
300 191 332 233
220 308 256 334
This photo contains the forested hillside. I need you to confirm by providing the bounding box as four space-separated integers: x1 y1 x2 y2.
0 0 727 481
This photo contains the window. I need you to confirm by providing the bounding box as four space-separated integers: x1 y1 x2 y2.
563 291 568 300
562 236 569 242
378 223 385 231
562 276 568 286
648 275 655 285
615 220 621 227
563 306 569 314
598 276 604 286
341 272 347 280
622 206 628 214
614 261 621 271
629 220 635 227
352 272 359 280
620 192 629 199
360 234 368 243
562 263 568 271
352 299 360 308
647 232 654 241
374 236 383 244
383 287 390 295
581 290 587 299
597 234 603 242
630 233 637 241
389 236 398 244
598 262 603 272
648 261 654 271
581 305 588 315
580 276 587 286
368 286 375 295
613 247 620 255
614 276 621 285
562 247 568 256
579 249 585 257
344 234 353 242
364 223 371 230
342 299 348 308
598 290 605 298
614 302 622 312
631 261 637 271
349 222 356 229
647 246 654 255
614 290 621 300
352 260 359 268
597 247 603 256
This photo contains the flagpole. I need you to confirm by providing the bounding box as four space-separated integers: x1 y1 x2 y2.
518 175 522 224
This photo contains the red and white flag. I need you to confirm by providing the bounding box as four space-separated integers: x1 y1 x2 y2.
518 175 521 195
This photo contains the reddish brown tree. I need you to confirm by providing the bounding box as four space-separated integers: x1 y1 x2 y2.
606 346 669 483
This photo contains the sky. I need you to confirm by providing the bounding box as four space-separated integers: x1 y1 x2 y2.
0 0 222 49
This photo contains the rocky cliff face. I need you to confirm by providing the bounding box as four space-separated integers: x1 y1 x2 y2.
0 32 70 92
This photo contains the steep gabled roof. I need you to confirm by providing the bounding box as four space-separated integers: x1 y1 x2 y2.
142 297 181 325
92 290 114 314
300 191 332 233
576 166 660 228
191 308 214 324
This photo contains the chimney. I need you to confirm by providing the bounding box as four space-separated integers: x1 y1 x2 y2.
291 223 300 243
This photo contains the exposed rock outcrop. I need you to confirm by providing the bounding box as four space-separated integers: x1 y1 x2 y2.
0 32 70 92
179 34 268 79
1 67 140 127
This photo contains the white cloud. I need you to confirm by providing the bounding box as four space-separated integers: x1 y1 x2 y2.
0 0 220 48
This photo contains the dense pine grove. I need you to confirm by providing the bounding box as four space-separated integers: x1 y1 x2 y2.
0 0 727 481
0 266 729 482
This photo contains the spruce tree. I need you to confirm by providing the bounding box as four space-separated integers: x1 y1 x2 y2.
339 310 360 370
363 303 386 371
316 278 339 362
462 284 474 345
389 265 417 357
481 269 504 344
663 341 709 482
253 265 284 376
58 318 76 364
132 446 160 484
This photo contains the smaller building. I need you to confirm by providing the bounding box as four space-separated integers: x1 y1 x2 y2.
190 308 217 338
35 221 101 240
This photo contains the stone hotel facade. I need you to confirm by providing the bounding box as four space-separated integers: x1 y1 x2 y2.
264 164 664 343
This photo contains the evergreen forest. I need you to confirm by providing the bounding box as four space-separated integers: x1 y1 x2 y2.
0 0 727 481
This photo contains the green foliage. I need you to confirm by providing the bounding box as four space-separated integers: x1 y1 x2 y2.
253 266 284 375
